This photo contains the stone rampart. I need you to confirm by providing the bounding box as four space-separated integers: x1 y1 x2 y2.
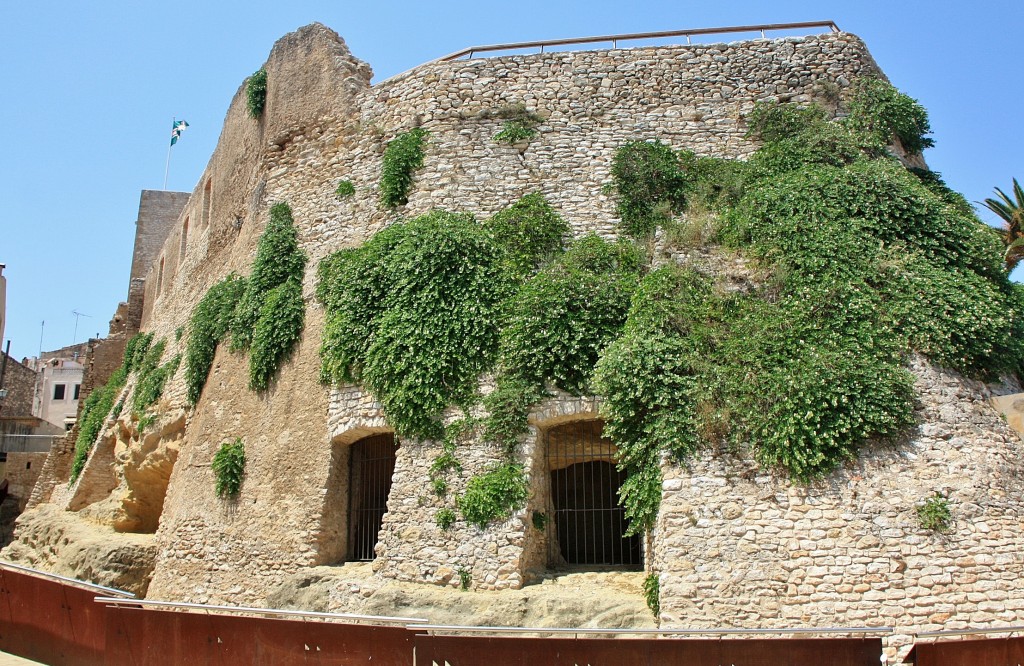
7 23 1023 664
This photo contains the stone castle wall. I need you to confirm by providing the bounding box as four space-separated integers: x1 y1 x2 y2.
8 23 1023 663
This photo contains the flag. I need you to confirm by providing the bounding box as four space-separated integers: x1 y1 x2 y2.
170 120 189 146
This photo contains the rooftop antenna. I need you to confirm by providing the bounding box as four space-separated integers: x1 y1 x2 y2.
72 310 91 344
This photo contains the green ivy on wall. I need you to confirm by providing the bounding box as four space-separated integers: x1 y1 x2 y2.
70 332 154 482
184 274 247 405
212 437 246 497
379 128 429 208
231 201 307 391
246 68 267 119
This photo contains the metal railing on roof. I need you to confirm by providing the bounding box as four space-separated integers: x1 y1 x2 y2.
436 20 841 62
409 624 892 636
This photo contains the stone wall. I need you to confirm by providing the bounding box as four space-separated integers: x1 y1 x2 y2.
0 352 36 420
653 357 1024 662
8 23 1024 665
4 452 48 510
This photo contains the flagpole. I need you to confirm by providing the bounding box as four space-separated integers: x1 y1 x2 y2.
163 117 174 190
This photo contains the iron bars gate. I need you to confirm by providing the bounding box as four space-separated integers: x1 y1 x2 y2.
546 420 642 568
348 433 398 561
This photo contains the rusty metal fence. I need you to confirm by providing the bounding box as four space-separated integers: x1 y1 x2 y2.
2 561 1021 665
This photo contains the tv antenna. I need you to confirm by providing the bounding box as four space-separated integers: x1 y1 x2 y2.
72 310 92 344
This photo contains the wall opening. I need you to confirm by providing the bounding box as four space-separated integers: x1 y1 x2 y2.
202 178 212 228
156 256 164 295
179 217 189 263
348 433 398 561
545 420 642 569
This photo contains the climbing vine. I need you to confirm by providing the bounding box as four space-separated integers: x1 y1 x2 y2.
212 437 246 497
70 332 153 482
231 201 307 391
318 210 508 441
184 273 247 405
379 127 428 208
846 76 933 154
246 68 267 118
314 84 1021 537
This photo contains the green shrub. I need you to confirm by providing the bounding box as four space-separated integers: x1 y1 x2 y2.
230 202 307 390
246 68 267 118
643 573 660 617
917 493 951 532
485 193 569 279
611 140 693 237
69 331 153 482
133 353 180 416
458 463 528 528
436 508 456 530
335 180 355 198
319 211 508 440
458 567 471 590
212 437 246 497
185 274 247 405
379 127 428 208
847 76 933 154
494 120 537 145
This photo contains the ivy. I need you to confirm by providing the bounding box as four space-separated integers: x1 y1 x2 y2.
485 192 569 280
184 274 247 405
335 180 355 199
498 235 644 396
212 438 246 497
231 202 307 390
457 462 528 528
379 128 428 208
246 68 267 118
132 348 181 416
846 76 934 154
70 332 153 482
249 279 305 391
611 140 692 237
318 210 509 440
643 573 660 617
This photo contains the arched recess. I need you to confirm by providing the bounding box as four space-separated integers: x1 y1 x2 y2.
319 427 397 564
543 419 642 569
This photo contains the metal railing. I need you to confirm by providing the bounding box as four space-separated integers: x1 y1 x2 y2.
0 560 135 597
95 596 429 625
410 624 893 636
0 433 62 453
915 625 1024 638
436 20 841 62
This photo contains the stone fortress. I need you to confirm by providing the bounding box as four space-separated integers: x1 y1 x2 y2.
4 22 1024 664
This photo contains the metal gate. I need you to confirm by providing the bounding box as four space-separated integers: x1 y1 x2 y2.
348 433 397 561
546 420 641 568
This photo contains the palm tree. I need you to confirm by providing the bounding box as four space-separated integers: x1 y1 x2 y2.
983 178 1024 272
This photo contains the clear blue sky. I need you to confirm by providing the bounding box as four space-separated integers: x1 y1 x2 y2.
1 1 1021 360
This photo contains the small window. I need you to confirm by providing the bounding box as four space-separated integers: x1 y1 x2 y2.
180 217 189 263
25 462 31 470
73 384 81 400
53 384 66 400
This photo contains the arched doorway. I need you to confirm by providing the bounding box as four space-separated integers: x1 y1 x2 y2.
546 420 641 568
348 433 398 561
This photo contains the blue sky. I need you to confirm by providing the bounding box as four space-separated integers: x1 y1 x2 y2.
1 1 1021 360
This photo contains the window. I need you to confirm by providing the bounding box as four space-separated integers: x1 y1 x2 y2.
157 256 165 295
53 384 66 401
73 384 81 400
202 178 212 228
180 217 189 263
25 462 31 470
